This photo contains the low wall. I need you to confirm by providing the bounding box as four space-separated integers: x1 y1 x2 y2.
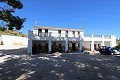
1 35 28 46
0 37 2 45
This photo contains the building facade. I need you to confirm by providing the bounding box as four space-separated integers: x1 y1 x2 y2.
28 26 116 54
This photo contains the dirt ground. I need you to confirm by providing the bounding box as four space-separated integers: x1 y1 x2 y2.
0 47 120 80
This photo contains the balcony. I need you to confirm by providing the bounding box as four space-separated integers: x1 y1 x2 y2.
31 32 112 42
32 32 80 41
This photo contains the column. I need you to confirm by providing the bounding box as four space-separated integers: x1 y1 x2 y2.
91 34 94 51
79 38 82 51
27 30 32 54
110 41 112 47
48 32 52 52
111 35 116 47
65 32 68 52
101 35 105 46
91 41 94 51
101 41 105 46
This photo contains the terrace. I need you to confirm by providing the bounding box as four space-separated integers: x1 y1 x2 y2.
31 31 113 42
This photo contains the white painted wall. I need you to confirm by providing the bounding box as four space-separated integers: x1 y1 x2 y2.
48 30 58 37
75 32 79 37
33 30 38 36
1 35 28 46
61 31 65 37
80 31 84 38
83 41 91 49
104 41 111 47
0 37 1 41
68 31 73 37
42 29 45 32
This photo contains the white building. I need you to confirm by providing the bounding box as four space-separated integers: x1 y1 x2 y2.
28 26 116 54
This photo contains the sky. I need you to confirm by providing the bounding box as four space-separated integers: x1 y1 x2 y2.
12 0 120 38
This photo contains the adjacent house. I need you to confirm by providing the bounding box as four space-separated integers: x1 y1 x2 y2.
28 26 116 54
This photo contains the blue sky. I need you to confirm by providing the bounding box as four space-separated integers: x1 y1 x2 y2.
14 0 120 38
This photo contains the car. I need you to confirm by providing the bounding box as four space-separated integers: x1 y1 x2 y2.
99 46 112 55
112 49 120 55
99 46 120 55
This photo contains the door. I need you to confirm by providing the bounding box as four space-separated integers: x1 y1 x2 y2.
94 44 97 50
72 43 76 51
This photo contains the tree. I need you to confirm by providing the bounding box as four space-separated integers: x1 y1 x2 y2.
0 0 26 30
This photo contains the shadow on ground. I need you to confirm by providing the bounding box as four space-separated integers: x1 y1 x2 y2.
0 48 120 80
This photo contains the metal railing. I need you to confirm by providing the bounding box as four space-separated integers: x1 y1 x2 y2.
38 32 49 37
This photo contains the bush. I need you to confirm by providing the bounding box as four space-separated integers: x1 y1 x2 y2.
0 27 6 31
114 42 120 50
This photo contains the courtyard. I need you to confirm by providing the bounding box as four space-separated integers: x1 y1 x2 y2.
0 47 120 80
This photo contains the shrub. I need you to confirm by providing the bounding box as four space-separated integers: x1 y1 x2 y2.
0 27 6 31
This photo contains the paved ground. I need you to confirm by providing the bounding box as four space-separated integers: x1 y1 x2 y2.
0 47 120 80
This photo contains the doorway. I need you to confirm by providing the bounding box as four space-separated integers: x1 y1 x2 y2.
94 44 97 50
72 43 76 51
45 43 48 52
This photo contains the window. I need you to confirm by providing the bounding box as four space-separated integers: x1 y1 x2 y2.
65 31 68 37
73 31 75 37
38 29 42 36
45 29 48 33
45 29 48 37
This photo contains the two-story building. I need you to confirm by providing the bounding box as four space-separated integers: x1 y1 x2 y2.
28 26 116 54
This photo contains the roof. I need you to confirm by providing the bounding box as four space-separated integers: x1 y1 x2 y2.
34 26 84 32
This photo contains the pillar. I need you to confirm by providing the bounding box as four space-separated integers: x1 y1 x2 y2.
79 38 82 51
111 35 116 47
91 34 94 51
91 41 94 51
65 32 68 52
101 35 105 46
48 32 52 52
28 30 32 54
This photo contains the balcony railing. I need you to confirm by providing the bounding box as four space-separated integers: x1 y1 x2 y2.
38 32 49 37
32 32 112 41
84 34 111 39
